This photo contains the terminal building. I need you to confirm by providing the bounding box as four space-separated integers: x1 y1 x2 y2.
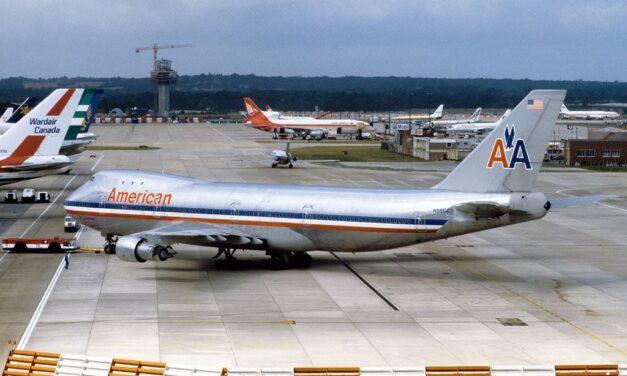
564 127 627 166
392 119 627 166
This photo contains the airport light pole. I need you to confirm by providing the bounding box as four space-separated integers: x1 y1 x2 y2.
387 92 391 137
426 91 431 125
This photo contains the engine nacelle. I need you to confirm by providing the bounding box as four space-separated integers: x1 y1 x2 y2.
116 235 174 263
309 130 324 140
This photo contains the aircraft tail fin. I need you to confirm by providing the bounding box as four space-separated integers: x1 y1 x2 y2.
0 108 12 122
243 97 269 125
434 90 566 193
63 89 102 142
83 89 103 133
6 97 37 123
0 89 83 158
470 107 482 121
431 104 444 118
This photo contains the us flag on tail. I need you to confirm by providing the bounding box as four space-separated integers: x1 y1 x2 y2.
527 99 544 110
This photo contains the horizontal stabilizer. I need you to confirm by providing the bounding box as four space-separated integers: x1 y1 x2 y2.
549 194 614 209
455 201 527 218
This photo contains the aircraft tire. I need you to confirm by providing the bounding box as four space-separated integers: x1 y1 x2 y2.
215 258 242 270
289 252 312 269
104 244 116 254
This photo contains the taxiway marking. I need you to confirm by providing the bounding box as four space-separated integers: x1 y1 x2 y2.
20 174 78 237
439 251 627 358
91 155 104 171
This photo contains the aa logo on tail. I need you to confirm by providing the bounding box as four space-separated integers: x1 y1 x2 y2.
486 124 532 170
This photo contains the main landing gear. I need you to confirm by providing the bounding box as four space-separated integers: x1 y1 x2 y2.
260 251 312 270
104 234 117 254
213 247 242 270
213 249 313 270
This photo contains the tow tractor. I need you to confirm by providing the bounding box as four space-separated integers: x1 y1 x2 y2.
2 237 79 252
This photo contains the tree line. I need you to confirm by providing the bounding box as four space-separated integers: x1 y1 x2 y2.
0 75 625 113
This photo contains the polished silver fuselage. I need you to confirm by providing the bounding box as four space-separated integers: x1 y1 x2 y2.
65 170 548 253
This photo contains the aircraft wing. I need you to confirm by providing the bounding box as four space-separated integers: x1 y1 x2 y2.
136 221 265 247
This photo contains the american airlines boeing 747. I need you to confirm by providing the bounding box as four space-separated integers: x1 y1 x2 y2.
65 90 609 269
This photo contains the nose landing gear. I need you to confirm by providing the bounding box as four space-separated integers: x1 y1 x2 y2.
104 234 117 254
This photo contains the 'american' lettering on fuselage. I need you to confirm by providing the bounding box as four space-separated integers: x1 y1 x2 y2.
107 187 173 205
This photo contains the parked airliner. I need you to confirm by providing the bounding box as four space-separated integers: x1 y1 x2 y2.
559 104 621 120
243 97 372 140
431 108 481 127
0 90 102 156
65 90 609 269
394 104 444 121
0 88 86 185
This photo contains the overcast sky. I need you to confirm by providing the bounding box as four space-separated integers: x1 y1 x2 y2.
1 0 625 81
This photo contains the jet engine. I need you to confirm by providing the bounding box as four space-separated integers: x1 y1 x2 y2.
116 235 175 263
308 130 324 140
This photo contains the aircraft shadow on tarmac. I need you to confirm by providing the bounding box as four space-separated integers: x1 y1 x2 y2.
146 251 555 284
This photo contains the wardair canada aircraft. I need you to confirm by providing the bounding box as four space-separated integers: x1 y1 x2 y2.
0 88 91 185
65 90 609 269
0 89 102 156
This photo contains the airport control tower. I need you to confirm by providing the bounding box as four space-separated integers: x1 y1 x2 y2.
151 59 177 117
136 43 191 117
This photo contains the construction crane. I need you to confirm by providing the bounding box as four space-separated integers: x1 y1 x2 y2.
135 43 191 117
135 43 192 69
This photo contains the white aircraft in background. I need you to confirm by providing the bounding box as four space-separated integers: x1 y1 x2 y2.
0 88 85 185
271 142 297 168
394 104 444 121
244 97 373 140
66 90 610 270
0 108 12 122
559 104 621 120
447 109 511 132
431 107 482 126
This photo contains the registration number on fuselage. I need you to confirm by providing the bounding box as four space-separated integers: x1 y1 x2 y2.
433 208 453 215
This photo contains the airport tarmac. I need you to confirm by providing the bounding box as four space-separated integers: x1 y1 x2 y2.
1 123 627 368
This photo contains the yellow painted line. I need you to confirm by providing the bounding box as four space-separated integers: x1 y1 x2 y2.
80 247 103 253
442 253 627 358
277 320 296 325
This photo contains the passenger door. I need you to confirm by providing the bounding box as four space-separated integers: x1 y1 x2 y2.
302 204 313 227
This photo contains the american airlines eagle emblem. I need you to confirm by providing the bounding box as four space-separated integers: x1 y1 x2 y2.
486 124 532 170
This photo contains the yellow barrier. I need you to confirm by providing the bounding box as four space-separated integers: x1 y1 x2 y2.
108 358 166 376
426 366 491 376
555 365 619 376
3 350 60 376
